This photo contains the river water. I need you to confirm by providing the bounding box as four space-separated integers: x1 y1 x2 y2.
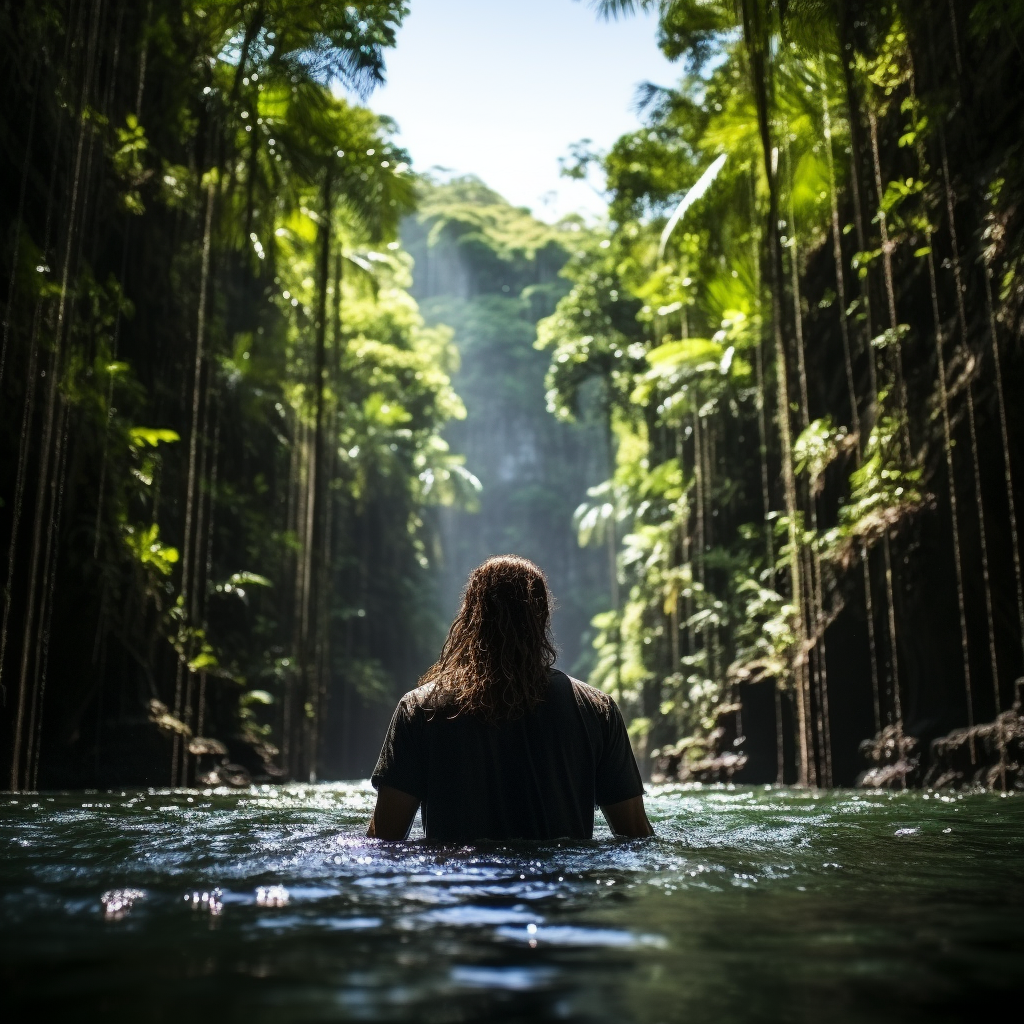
1 784 1021 1022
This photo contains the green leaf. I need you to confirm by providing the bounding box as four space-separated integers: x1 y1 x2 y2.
227 571 272 588
241 690 274 706
123 522 179 576
647 337 722 369
129 427 180 448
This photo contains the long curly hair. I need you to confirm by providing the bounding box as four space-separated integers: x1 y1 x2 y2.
421 555 557 723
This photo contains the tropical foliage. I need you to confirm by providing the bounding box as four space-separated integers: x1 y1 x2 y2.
403 176 610 677
2 0 1023 791
0 0 466 787
541 0 1024 783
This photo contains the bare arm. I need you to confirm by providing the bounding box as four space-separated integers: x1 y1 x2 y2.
600 794 654 838
366 784 420 840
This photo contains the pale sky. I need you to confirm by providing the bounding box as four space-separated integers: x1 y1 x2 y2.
361 0 677 221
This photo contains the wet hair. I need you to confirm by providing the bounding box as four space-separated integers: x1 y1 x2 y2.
420 555 556 723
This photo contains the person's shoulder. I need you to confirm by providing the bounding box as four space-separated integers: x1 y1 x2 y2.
550 670 614 714
396 683 436 714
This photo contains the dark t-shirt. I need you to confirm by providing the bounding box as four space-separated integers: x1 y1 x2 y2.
370 669 644 842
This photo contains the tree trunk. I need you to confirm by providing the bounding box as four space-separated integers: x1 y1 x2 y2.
740 0 811 785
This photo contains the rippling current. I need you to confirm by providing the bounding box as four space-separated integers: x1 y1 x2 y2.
1 784 1021 1022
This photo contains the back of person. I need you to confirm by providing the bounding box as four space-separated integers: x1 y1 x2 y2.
372 669 642 842
366 555 653 843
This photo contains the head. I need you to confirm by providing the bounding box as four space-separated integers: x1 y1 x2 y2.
421 555 556 722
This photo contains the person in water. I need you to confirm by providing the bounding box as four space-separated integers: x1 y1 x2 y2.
367 554 654 841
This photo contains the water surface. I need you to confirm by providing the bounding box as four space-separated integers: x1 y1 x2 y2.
1 784 1021 1022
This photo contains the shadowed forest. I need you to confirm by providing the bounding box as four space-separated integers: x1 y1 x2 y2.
2 0 1024 793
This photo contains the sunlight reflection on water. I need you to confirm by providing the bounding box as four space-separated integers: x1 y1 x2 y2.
1 783 1022 1022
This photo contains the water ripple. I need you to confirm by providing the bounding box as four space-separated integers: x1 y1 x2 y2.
1 784 1021 1022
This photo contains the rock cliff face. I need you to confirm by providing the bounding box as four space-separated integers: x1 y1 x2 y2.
403 179 609 675
651 704 750 785
921 681 1024 791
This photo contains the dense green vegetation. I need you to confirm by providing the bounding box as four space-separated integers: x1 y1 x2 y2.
0 0 470 786
2 0 1023 790
403 176 609 677
540 0 1024 784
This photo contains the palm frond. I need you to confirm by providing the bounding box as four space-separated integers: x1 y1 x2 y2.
632 80 673 115
588 0 657 20
658 153 727 259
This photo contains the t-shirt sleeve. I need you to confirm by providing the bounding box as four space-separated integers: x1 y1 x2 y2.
594 697 645 807
370 697 426 800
